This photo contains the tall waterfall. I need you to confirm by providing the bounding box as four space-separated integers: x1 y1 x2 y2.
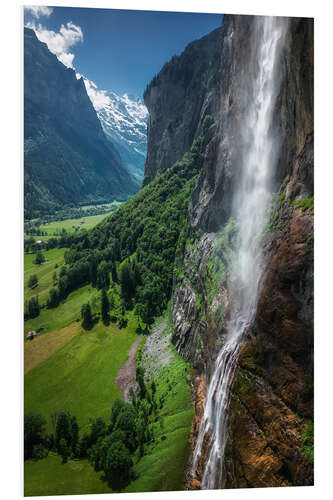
191 16 288 489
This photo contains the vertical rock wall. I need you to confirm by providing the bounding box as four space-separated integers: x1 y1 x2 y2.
143 14 314 489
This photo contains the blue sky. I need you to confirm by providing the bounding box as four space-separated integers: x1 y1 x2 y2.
24 6 222 99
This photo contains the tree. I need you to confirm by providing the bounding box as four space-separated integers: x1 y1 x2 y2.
96 260 110 290
47 287 59 308
109 398 126 432
88 430 125 473
120 261 134 303
55 411 80 459
101 289 109 324
59 438 70 463
114 405 137 452
25 296 40 319
24 413 47 460
81 302 92 329
34 252 45 265
136 366 146 399
28 274 38 289
71 416 79 456
103 440 133 490
111 261 118 283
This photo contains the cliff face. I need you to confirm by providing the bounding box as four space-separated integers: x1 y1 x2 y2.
24 28 138 218
144 14 313 489
143 28 222 185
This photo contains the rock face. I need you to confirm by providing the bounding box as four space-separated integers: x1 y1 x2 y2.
24 28 138 218
143 14 313 489
143 28 222 185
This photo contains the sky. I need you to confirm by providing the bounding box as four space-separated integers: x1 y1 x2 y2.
24 6 222 100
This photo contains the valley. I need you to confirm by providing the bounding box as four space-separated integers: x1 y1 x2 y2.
23 9 313 496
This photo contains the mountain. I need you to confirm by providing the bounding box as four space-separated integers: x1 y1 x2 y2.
143 27 221 185
87 86 148 183
144 15 313 488
24 27 138 219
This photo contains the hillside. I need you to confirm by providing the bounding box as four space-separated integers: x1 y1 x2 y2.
24 13 314 495
24 28 138 219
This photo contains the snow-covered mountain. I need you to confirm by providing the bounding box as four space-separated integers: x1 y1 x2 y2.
80 76 148 183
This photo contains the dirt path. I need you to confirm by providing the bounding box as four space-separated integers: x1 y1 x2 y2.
115 335 142 402
24 322 80 374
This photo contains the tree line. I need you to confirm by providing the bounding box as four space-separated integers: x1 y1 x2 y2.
24 365 161 491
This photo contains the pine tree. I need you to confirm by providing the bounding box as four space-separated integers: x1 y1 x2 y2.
81 303 92 329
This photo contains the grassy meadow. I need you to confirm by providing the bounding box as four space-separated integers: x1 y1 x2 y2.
24 284 99 336
24 209 193 495
24 248 65 303
24 454 112 496
24 317 138 432
39 212 112 236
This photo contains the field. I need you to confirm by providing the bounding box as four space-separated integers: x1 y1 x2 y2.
24 248 65 303
24 284 99 336
24 230 193 495
24 322 81 374
39 212 112 236
24 309 193 496
24 318 138 432
24 454 112 496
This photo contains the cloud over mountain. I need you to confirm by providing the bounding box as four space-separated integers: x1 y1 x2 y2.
25 19 83 69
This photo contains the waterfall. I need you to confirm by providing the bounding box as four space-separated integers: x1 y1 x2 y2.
191 16 288 489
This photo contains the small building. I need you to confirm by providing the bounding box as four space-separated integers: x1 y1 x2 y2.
26 331 36 341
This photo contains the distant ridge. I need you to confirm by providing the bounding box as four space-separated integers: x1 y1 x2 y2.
24 27 138 219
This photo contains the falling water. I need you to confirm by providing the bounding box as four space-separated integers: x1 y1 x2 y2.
191 16 288 489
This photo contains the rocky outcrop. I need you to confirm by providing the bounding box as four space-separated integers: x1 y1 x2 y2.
24 28 138 218
224 197 314 487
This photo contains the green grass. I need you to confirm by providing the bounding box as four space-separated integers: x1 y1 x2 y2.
125 326 194 492
291 196 314 214
24 248 65 303
24 305 193 495
24 284 98 336
24 454 112 496
38 212 113 236
24 318 138 432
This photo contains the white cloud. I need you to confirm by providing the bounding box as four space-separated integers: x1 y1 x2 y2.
79 76 111 111
26 21 83 69
24 6 53 19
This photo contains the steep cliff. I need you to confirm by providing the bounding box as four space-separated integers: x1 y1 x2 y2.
144 14 313 489
143 27 222 185
24 28 138 218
